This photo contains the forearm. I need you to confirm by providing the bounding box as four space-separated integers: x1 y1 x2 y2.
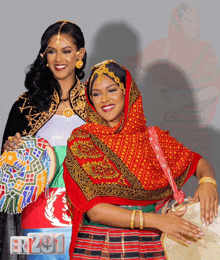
87 203 157 229
86 203 203 244
193 158 218 224
195 158 215 180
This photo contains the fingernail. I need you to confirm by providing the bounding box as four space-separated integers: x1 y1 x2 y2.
187 241 191 244
202 218 205 223
206 221 209 227
210 219 213 223
198 228 202 231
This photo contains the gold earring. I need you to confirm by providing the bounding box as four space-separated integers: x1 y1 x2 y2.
46 63 49 67
76 60 83 69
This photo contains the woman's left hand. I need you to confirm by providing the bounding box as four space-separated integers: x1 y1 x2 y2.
192 182 218 226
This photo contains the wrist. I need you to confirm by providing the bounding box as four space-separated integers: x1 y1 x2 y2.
143 212 161 229
199 177 217 187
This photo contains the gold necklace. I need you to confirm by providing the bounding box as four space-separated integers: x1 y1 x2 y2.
61 99 75 117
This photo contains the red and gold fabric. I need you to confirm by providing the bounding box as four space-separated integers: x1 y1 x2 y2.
63 66 201 257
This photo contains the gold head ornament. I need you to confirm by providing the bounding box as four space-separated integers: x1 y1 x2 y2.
40 20 77 58
89 60 125 94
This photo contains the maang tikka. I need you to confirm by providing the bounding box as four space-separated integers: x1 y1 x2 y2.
40 20 76 58
89 60 125 94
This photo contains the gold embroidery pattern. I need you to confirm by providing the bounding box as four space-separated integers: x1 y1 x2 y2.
68 129 90 142
71 140 102 159
129 79 140 110
115 79 140 133
18 79 86 136
18 91 59 136
82 160 120 180
65 137 189 201
86 103 109 126
70 80 87 121
66 193 74 220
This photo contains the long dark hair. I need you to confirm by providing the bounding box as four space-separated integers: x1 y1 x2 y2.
25 21 87 111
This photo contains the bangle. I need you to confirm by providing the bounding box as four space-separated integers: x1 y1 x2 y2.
199 177 217 187
130 210 136 229
137 210 144 230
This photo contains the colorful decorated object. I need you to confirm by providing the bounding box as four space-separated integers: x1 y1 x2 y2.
0 136 55 213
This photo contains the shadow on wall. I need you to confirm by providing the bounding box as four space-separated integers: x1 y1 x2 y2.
142 60 213 160
123 2 220 196
138 59 220 197
85 20 140 80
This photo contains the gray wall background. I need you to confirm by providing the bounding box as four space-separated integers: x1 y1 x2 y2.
0 0 220 195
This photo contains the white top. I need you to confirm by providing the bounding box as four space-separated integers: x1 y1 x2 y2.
36 114 85 147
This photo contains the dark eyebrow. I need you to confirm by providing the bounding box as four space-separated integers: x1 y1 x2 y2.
92 84 118 92
47 46 74 51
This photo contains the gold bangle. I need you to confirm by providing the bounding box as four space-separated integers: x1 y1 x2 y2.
8 136 13 141
199 177 217 187
137 210 144 230
130 210 136 229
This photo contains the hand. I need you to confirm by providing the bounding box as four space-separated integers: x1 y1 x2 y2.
155 208 204 244
3 133 22 151
192 182 218 226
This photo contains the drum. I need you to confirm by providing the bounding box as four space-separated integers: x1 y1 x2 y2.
161 200 220 259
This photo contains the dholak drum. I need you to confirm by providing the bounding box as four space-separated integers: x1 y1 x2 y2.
0 136 56 213
161 200 220 260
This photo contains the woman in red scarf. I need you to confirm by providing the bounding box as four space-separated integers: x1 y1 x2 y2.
63 60 218 259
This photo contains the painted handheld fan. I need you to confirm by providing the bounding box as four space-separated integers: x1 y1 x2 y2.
0 136 56 213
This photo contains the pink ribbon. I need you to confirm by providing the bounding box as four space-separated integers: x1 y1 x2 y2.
148 126 185 203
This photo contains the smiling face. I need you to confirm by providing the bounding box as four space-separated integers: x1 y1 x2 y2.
46 33 84 86
91 75 125 127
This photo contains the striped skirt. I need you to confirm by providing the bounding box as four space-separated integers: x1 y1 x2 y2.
72 225 166 259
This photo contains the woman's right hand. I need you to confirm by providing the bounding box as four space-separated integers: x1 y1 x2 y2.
154 208 204 244
3 133 22 151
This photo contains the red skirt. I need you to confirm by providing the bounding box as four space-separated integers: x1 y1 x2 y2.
72 225 166 260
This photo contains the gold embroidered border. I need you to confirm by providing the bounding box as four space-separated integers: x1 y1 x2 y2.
82 160 120 180
19 79 86 136
68 129 90 142
65 133 190 202
128 79 140 110
86 103 110 126
71 140 103 159
26 90 59 136
66 193 74 220
70 80 87 121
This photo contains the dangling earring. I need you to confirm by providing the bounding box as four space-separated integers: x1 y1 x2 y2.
76 60 83 69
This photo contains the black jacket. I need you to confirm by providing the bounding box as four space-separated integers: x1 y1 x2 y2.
0 79 87 260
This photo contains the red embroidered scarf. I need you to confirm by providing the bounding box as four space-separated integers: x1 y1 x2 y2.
63 64 201 255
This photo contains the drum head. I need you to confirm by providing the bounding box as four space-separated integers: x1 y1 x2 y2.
161 201 220 259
